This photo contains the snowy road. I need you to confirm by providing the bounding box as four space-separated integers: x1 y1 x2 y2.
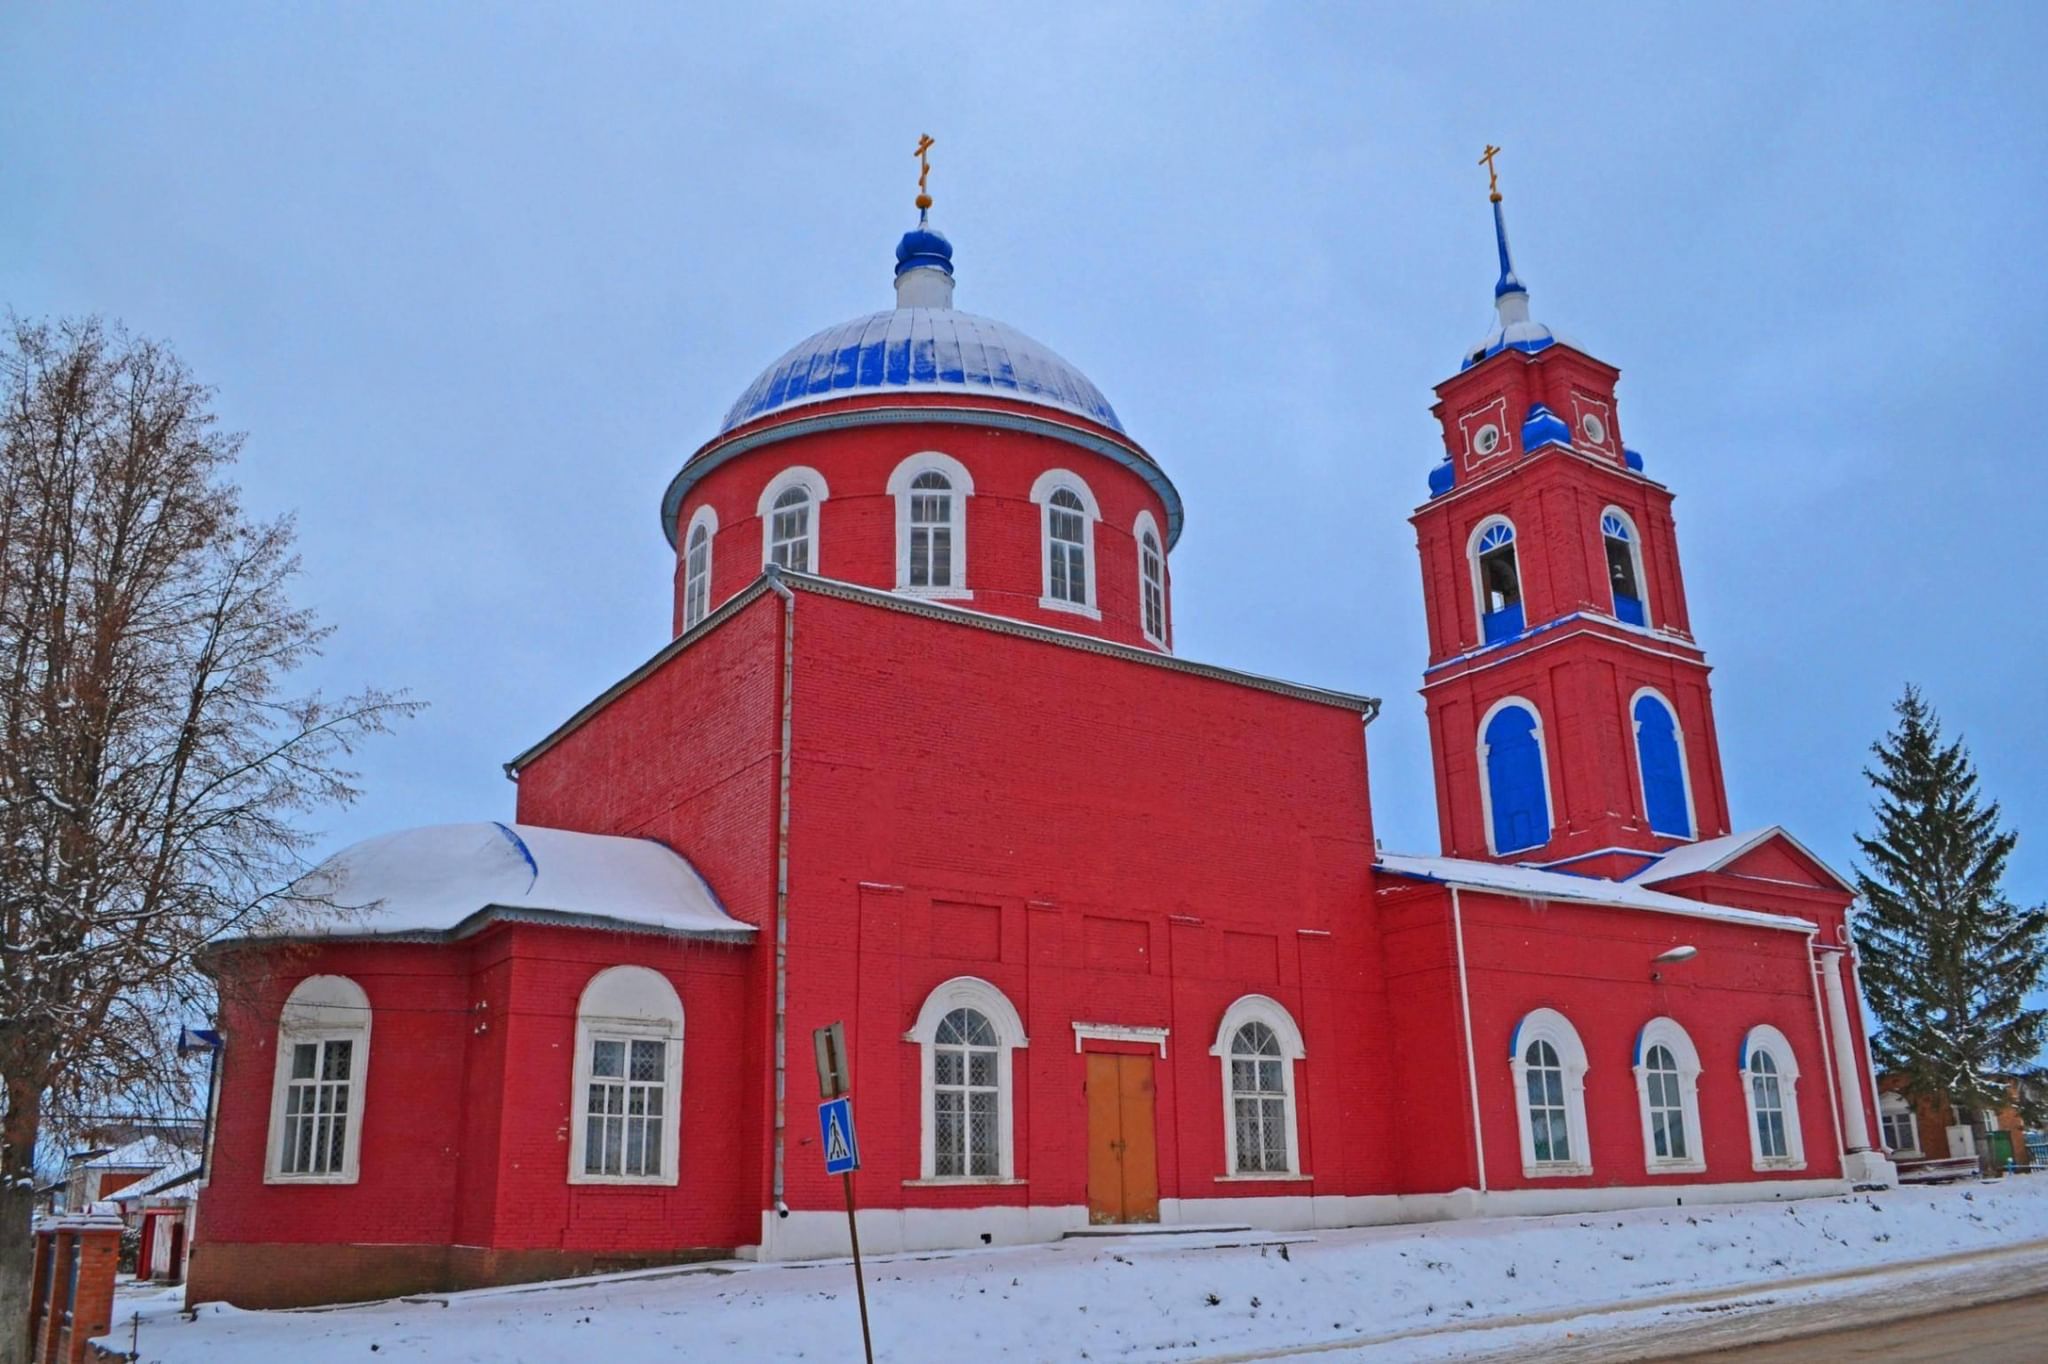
111 1180 2048 1363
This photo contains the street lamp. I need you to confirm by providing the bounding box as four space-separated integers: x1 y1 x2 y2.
1651 944 1698 981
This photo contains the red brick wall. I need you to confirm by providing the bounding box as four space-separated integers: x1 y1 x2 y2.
193 923 760 1303
671 410 1172 652
765 589 1384 1217
1445 888 1844 1190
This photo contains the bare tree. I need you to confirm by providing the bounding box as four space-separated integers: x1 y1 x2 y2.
0 317 412 1356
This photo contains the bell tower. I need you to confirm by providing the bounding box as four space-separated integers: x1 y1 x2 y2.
1411 154 1731 874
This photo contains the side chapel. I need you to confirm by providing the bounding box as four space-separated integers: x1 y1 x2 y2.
190 150 1896 1308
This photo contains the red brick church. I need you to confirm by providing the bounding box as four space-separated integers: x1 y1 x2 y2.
190 163 1896 1308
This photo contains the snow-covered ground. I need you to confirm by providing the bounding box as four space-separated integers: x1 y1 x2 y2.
108 1179 2048 1363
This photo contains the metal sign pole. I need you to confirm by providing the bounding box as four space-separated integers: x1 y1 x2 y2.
843 1170 874 1364
814 1023 872 1362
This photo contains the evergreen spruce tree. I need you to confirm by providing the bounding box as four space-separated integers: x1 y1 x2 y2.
1855 686 2047 1126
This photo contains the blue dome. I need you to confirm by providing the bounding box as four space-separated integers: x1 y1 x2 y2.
895 225 954 278
719 308 1125 435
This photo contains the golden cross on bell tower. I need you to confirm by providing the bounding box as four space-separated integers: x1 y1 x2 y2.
1479 144 1503 203
914 134 936 211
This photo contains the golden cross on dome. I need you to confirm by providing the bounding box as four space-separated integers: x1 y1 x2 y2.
1479 144 1503 203
914 134 936 211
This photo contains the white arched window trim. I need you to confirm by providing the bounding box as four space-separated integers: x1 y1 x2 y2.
904 976 1028 1183
1509 1007 1592 1178
887 451 974 599
569 965 685 1186
1133 509 1168 650
1741 1024 1808 1171
1209 995 1307 1179
1879 1090 1920 1157
1475 694 1557 858
1600 506 1651 626
1467 514 1519 635
1030 468 1101 621
682 503 719 629
1633 1017 1706 1174
266 975 372 1185
757 466 830 573
1628 686 1700 843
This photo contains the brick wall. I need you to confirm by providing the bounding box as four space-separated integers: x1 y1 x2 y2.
671 409 1173 651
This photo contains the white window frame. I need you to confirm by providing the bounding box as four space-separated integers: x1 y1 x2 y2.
1467 514 1521 634
1628 686 1700 842
1029 468 1101 620
1509 1007 1592 1177
887 451 973 599
569 965 685 1186
1476 695 1557 858
1879 1092 1921 1157
1209 995 1306 1179
682 503 719 629
904 976 1027 1183
1740 1024 1808 1171
266 975 371 1185
1599 506 1651 626
1633 1017 1707 1174
1133 509 1168 650
758 466 830 574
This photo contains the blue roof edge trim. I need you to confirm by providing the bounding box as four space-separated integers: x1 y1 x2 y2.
1521 402 1571 450
661 403 1185 551
1459 334 1557 371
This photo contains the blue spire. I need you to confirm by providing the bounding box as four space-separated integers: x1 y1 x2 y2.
1492 198 1525 300
1460 156 1560 371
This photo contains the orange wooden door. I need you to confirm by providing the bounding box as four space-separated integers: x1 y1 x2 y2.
1085 1054 1159 1224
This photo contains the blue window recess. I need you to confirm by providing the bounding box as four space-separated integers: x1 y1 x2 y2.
1484 703 1550 854
1602 512 1646 627
1476 521 1524 644
1633 694 1692 838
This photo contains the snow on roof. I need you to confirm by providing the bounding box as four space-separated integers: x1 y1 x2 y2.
1626 826 1856 894
110 1158 200 1202
720 308 1125 435
78 1135 190 1172
1375 852 1816 933
281 823 754 943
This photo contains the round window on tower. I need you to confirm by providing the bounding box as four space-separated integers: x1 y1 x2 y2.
1472 424 1502 458
1580 412 1607 446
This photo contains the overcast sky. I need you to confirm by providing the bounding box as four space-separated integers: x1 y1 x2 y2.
4 5 2043 912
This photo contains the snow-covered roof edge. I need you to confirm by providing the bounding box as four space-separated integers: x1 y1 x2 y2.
1375 852 1817 934
1627 826 1856 896
219 823 757 949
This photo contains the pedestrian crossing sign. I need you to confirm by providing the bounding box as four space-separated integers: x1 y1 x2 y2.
820 1096 860 1174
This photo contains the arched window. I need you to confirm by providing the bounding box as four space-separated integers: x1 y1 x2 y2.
758 467 829 574
1741 1025 1808 1170
1480 698 1551 856
1633 1018 1705 1173
1471 518 1523 643
888 452 973 596
1601 510 1648 626
1510 1008 1590 1176
906 977 1028 1181
1630 690 1695 840
1135 510 1167 648
1030 470 1100 618
1210 995 1306 1176
682 505 718 629
570 965 685 1184
267 975 371 1184
1879 1091 1920 1157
